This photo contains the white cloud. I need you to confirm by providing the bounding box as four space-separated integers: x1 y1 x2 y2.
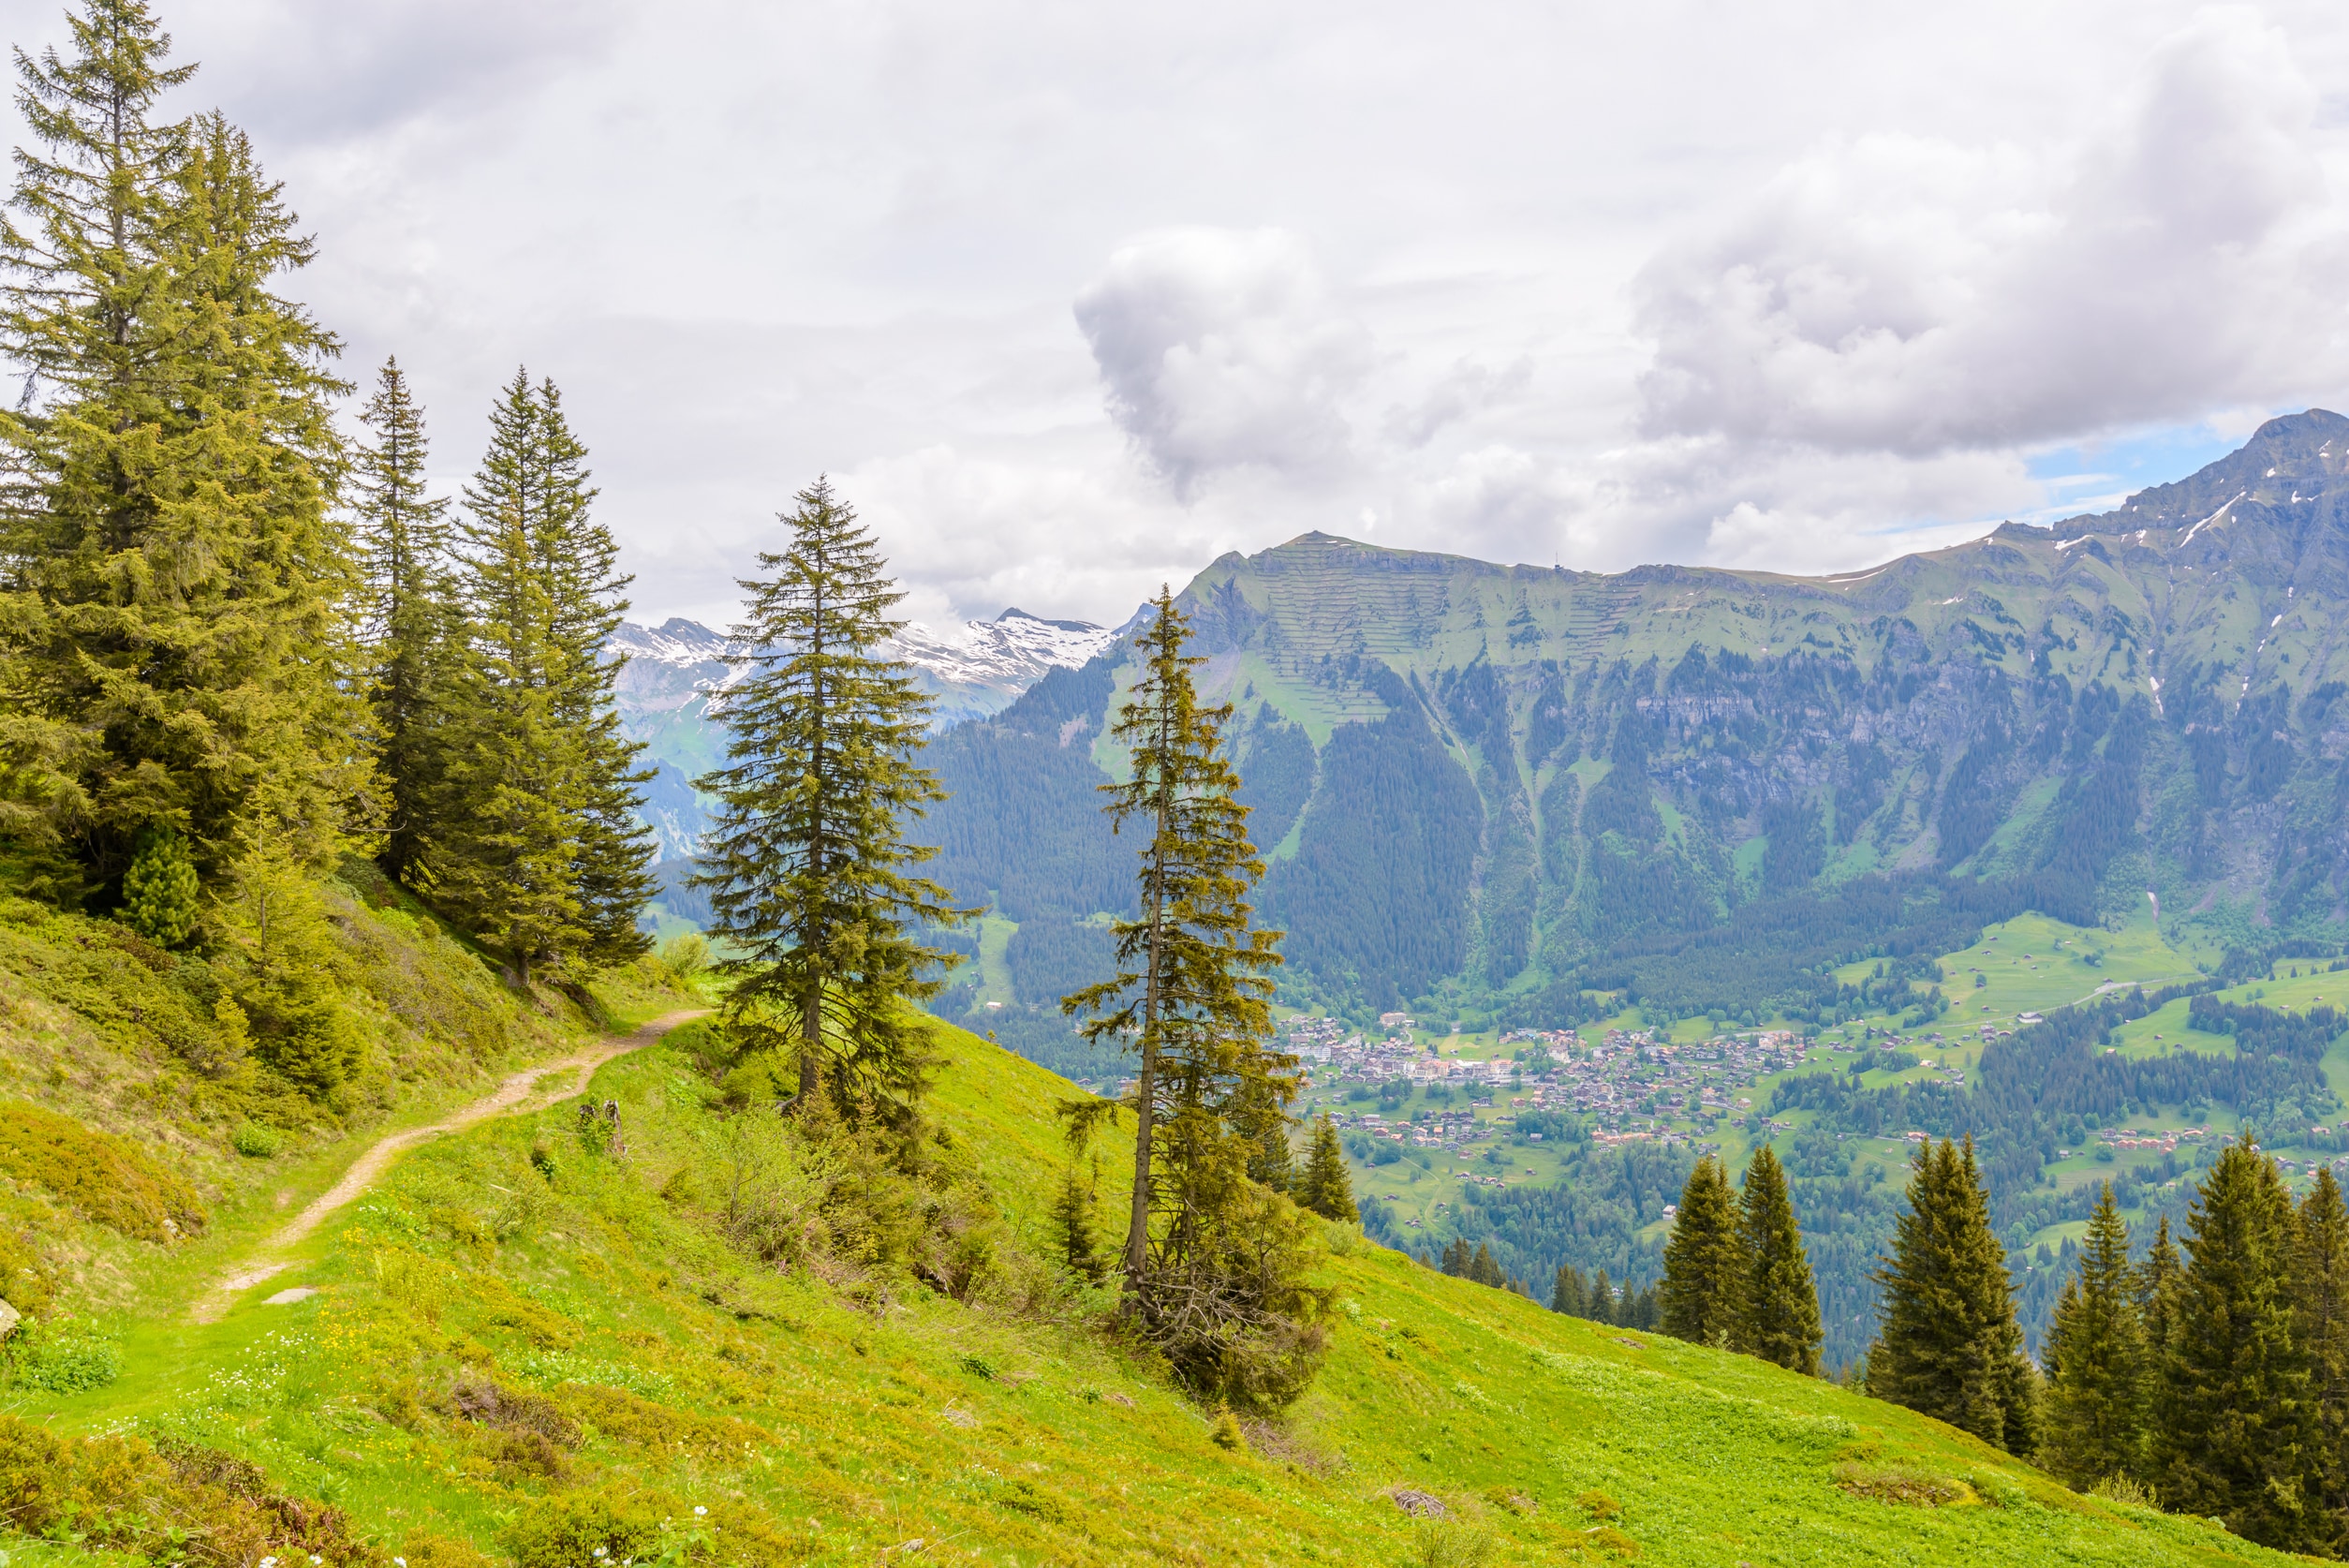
1632 7 2349 456
1074 229 1374 496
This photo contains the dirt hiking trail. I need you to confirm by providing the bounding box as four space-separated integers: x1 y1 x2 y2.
191 1008 708 1322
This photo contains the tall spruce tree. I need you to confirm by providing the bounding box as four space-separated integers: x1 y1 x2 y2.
2298 1167 2349 1543
691 477 966 1117
2041 1182 2146 1489
1870 1136 2036 1454
0 11 360 895
349 357 451 885
1737 1145 1823 1374
1296 1116 1358 1222
1552 1264 1588 1318
426 372 653 984
2154 1138 2323 1550
1063 589 1286 1287
1660 1154 1745 1348
2141 1213 2182 1363
1064 591 1322 1409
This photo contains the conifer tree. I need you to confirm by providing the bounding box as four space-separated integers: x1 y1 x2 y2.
119 823 196 945
1738 1145 1823 1374
0 11 360 895
2297 1167 2349 1541
1590 1267 1616 1324
2141 1213 2182 1362
1870 1136 2036 1453
1296 1116 1358 1222
1661 1154 1745 1348
2153 1138 2322 1549
2042 1182 2146 1489
349 357 451 885
427 372 654 984
1470 1242 1503 1288
1052 1161 1108 1286
1064 589 1287 1286
1552 1263 1588 1318
691 477 966 1115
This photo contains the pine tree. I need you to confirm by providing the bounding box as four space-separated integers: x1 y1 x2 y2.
349 356 451 885
690 477 967 1116
1589 1267 1616 1324
1296 1116 1358 1221
1870 1136 2036 1453
1551 1263 1588 1317
427 373 654 984
118 823 196 945
0 13 360 896
1470 1242 1503 1288
1441 1237 1470 1277
1052 1163 1108 1286
2140 1212 2182 1363
1661 1154 1745 1348
1738 1145 1823 1374
2154 1138 2323 1549
2042 1182 2146 1489
2298 1167 2349 1543
1063 589 1286 1290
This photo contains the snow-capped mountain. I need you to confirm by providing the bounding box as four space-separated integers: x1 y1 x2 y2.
608 608 1117 865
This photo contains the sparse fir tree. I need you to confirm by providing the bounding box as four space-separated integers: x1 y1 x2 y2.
349 356 452 885
2041 1182 2146 1490
1737 1145 1822 1374
2297 1166 2349 1542
2140 1212 2182 1363
2154 1138 2322 1551
1052 1161 1109 1286
1869 1136 2036 1454
1470 1242 1503 1288
1064 590 1322 1409
0 9 360 898
1589 1267 1616 1325
1296 1116 1358 1222
1661 1154 1745 1348
691 477 967 1118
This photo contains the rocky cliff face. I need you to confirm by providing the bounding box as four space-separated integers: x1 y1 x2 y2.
928 410 2349 1020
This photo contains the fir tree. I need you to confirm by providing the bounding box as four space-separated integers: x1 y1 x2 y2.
1052 1161 1108 1286
1589 1267 1616 1324
0 12 360 895
1296 1116 1358 1221
2140 1213 2182 1363
1470 1242 1503 1288
428 373 654 984
690 477 967 1116
2298 1166 2349 1543
1660 1154 1744 1348
1870 1136 2036 1454
2154 1138 2323 1549
1738 1145 1823 1374
1551 1263 1588 1317
349 356 451 885
2042 1182 2146 1489
118 823 195 945
1063 589 1287 1289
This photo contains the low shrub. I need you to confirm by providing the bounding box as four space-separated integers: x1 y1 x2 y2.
502 1492 662 1568
0 1099 206 1241
1832 1460 1975 1507
12 1322 120 1392
997 1478 1073 1524
232 1122 284 1158
549 1381 770 1456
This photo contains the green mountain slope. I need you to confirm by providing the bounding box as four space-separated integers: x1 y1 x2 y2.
931 408 2349 1032
3 1015 2296 1567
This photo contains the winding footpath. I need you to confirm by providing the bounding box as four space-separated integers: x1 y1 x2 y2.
190 1008 709 1323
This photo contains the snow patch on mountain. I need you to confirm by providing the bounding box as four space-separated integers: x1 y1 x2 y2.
609 608 1117 865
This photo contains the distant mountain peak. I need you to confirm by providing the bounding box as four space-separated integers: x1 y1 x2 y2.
997 606 1103 634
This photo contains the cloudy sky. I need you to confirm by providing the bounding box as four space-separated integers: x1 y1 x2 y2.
8 0 2349 629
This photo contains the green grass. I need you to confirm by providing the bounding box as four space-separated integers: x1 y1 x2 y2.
8 1013 2305 1565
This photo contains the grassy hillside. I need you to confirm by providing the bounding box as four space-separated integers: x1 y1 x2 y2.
2 1013 2300 1567
0 860 694 1323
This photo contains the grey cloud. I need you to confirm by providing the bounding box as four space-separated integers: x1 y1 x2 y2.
1632 8 2349 457
1074 228 1374 498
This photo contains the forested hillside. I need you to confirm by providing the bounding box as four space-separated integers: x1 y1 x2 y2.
928 410 2349 1031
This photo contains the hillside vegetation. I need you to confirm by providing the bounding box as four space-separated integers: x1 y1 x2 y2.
2 1015 2300 1567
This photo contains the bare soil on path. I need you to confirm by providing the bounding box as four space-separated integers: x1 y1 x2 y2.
190 1008 708 1322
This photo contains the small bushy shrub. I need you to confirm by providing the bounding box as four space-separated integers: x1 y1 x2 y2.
12 1323 120 1392
232 1122 283 1159
502 1493 660 1568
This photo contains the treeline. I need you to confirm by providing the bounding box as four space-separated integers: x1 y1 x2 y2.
0 6 653 1058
